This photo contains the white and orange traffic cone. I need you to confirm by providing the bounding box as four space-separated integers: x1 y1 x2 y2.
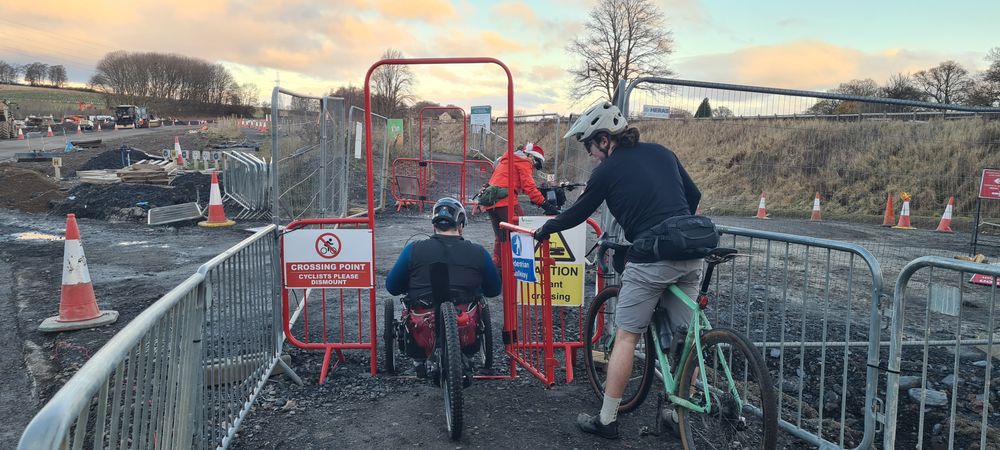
893 192 916 230
810 192 822 221
76 124 82 135
696 205 703 215
199 171 236 227
16 127 24 140
755 192 769 219
39 214 118 332
46 125 54 137
96 122 102 132
935 196 955 233
174 136 186 167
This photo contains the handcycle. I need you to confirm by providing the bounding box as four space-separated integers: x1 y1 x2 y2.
583 239 778 449
383 263 493 440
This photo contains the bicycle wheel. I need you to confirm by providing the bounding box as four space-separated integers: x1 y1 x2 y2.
478 301 494 370
676 328 778 450
438 302 464 440
383 298 396 374
583 287 655 413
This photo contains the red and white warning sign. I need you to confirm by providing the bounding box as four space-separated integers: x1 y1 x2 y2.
978 168 1000 199
283 229 373 288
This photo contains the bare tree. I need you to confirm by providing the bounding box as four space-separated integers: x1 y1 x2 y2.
47 65 67 87
880 73 923 101
805 78 880 114
371 49 414 117
914 61 974 104
22 62 48 86
0 61 18 84
968 48 1000 107
714 106 734 118
566 0 674 102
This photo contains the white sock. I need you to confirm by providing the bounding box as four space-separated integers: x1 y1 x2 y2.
599 395 621 425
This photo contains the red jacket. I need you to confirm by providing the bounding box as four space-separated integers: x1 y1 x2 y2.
486 151 545 209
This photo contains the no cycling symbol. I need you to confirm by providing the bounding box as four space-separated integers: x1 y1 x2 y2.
315 233 342 259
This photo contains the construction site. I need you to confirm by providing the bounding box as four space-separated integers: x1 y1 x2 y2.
0 56 999 450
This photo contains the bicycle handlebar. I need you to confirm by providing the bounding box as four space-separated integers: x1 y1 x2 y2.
595 239 630 275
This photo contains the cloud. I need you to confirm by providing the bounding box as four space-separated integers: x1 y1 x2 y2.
491 1 540 26
676 40 985 91
372 0 457 23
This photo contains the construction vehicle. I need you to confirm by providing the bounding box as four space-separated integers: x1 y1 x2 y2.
0 100 15 139
114 105 150 129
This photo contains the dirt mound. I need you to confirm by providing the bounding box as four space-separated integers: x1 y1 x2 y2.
0 166 65 213
49 172 211 222
78 147 153 172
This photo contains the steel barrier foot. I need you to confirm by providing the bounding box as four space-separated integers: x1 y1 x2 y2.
276 357 303 386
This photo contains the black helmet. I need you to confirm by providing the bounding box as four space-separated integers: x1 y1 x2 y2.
431 197 467 228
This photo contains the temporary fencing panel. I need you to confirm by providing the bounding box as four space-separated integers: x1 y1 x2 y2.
18 227 294 450
347 106 391 212
390 158 493 206
708 225 885 449
269 89 349 221
610 78 1000 224
883 256 999 450
493 113 563 180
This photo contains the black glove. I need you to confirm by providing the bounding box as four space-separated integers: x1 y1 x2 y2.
540 200 560 216
534 225 552 242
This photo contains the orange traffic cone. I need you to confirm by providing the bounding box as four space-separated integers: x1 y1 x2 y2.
810 192 822 221
16 127 24 140
199 172 236 227
96 122 102 132
696 206 703 215
935 196 955 233
46 125 54 137
39 214 118 332
881 192 895 227
893 192 916 230
755 192 769 219
76 124 82 135
174 136 186 167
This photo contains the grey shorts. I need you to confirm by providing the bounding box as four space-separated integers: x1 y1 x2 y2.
614 259 703 334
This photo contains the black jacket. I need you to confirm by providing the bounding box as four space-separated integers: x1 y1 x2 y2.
538 142 700 242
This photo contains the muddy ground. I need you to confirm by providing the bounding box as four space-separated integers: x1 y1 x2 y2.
0 133 998 448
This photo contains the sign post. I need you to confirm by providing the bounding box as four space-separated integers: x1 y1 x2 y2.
511 232 536 283
51 157 62 180
387 119 404 147
470 105 491 134
283 229 374 288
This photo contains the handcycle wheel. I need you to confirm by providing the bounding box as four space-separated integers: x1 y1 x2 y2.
383 298 396 374
438 302 464 440
676 327 778 450
583 287 655 413
478 301 494 370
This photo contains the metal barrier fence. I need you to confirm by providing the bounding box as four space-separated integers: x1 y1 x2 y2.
883 256 999 449
704 225 886 449
493 113 563 180
347 106 390 212
223 151 271 219
390 158 493 206
611 78 1000 221
18 226 296 450
269 88 349 222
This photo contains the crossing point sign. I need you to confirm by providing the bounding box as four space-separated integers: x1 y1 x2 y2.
517 216 586 307
283 229 373 288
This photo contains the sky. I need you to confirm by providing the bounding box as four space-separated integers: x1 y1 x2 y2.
0 0 996 115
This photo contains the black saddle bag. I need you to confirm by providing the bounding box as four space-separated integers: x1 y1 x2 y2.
632 215 719 261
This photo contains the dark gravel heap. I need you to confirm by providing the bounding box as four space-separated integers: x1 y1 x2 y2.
77 147 153 172
50 172 212 222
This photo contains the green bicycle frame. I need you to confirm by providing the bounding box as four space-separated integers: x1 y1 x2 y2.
648 285 745 415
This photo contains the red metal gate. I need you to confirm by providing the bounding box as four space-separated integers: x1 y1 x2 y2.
391 158 493 206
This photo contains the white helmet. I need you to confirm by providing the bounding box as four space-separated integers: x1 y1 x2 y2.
563 101 627 142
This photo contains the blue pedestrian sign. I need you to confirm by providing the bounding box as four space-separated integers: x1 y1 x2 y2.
511 232 536 283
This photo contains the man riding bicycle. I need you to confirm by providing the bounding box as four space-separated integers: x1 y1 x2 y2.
385 197 501 376
533 102 703 439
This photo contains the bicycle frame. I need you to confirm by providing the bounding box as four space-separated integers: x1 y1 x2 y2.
640 285 745 416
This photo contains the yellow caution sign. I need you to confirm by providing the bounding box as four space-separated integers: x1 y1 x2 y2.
517 216 586 307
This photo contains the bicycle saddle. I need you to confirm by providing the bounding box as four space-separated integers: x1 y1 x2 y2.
705 247 739 264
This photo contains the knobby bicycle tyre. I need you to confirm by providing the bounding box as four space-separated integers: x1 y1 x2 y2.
438 302 464 440
383 298 396 374
479 302 494 370
583 286 655 413
676 328 778 450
